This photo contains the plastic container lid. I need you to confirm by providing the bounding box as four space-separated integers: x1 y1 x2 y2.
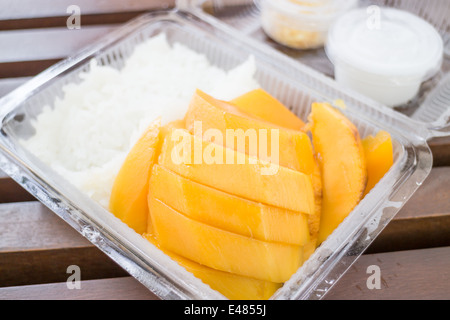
326 7 444 80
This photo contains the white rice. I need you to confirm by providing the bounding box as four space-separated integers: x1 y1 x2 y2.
21 33 260 208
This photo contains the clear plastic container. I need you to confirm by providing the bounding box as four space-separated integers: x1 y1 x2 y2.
0 5 445 300
257 0 358 50
325 7 444 108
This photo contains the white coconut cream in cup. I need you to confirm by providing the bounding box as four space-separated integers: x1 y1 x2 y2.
325 7 444 107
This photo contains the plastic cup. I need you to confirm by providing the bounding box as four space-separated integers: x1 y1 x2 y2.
325 7 444 107
258 0 358 50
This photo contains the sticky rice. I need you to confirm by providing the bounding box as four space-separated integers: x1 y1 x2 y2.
21 34 260 208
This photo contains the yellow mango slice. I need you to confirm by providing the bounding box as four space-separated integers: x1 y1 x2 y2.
184 89 315 174
184 89 322 250
109 118 162 234
174 255 282 300
144 234 282 300
230 88 305 131
149 164 310 245
149 197 303 283
362 130 394 197
309 102 367 244
229 89 323 251
158 128 315 214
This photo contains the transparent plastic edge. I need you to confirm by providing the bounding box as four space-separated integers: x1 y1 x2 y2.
424 109 450 139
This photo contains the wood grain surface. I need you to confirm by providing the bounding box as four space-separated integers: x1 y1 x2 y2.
1 247 448 300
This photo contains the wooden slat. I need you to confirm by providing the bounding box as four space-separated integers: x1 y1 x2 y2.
0 1 175 31
0 247 128 288
0 26 119 78
0 12 155 32
0 247 448 300
367 166 450 253
429 136 450 167
0 201 89 250
395 167 450 220
0 176 36 203
324 246 450 300
0 277 157 300
0 202 127 287
0 0 175 21
0 26 117 63
0 59 62 78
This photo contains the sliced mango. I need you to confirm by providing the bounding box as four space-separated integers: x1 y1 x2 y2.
362 130 394 197
109 118 162 234
158 128 315 214
228 88 323 252
149 164 310 245
173 255 282 300
184 89 315 174
230 88 305 131
145 234 282 300
309 102 367 244
149 196 303 283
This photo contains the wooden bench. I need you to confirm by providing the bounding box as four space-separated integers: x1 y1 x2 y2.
0 0 449 300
